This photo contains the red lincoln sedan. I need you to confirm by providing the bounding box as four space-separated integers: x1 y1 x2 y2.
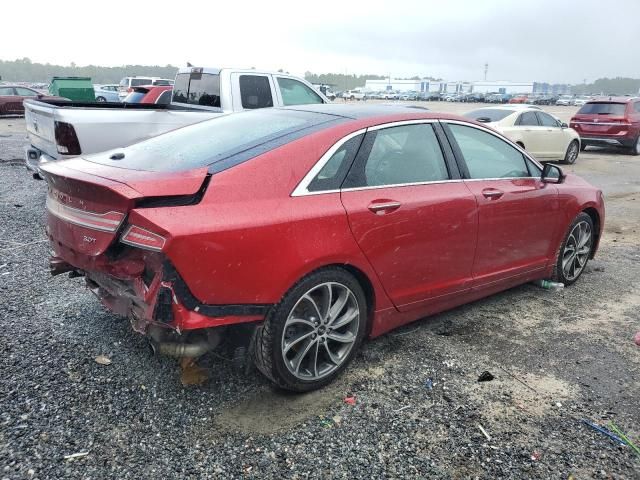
40 105 605 391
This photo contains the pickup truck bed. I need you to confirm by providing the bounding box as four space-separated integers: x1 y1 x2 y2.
24 99 221 173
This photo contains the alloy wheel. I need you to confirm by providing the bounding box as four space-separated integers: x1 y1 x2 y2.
562 220 592 281
281 282 360 381
566 142 578 164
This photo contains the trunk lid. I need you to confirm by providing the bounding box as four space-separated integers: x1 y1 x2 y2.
40 158 208 258
24 100 59 158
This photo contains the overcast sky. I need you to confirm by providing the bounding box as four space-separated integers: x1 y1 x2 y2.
2 0 638 84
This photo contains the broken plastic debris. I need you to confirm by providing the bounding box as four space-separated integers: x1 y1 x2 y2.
478 424 491 441
343 396 356 406
63 452 89 461
94 355 112 365
580 419 625 445
180 357 208 386
532 279 564 290
332 415 342 425
530 450 542 461
478 371 495 382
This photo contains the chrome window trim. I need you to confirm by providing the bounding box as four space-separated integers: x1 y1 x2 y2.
291 128 367 197
442 119 545 173
291 119 441 197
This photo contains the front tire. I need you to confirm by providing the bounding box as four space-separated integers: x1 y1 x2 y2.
254 268 367 392
96 96 107 102
552 212 594 286
563 140 579 164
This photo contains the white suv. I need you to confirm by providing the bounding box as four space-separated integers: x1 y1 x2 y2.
118 76 174 100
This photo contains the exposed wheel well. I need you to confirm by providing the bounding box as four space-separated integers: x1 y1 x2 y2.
582 207 601 257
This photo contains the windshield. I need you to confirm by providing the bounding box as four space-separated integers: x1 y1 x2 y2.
464 108 514 122
86 109 339 172
123 91 146 103
578 102 626 115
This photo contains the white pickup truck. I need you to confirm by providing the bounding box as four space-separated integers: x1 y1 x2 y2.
24 67 329 176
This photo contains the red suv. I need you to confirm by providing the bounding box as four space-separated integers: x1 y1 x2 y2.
570 97 640 155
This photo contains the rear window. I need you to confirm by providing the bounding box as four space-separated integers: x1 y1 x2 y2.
464 109 514 122
577 102 627 115
172 72 221 107
153 79 172 86
123 92 146 103
86 109 339 172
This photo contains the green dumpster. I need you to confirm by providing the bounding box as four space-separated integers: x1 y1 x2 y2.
48 77 95 102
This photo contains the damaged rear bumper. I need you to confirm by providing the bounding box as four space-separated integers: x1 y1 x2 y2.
50 255 271 334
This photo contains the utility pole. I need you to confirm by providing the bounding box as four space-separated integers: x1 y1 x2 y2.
484 63 488 81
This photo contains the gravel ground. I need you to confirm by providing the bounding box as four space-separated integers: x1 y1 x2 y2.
1 111 639 479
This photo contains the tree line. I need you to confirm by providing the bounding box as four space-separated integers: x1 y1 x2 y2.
0 58 178 84
571 77 640 95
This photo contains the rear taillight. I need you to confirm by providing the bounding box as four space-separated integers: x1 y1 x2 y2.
120 225 166 251
54 121 81 155
46 193 125 232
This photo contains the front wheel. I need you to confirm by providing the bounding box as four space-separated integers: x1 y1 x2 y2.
96 96 107 102
254 268 367 392
563 140 579 164
552 212 594 286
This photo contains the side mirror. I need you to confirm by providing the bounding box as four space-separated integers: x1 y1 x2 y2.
561 122 568 128
541 163 565 184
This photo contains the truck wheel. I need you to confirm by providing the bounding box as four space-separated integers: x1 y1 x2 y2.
254 268 367 392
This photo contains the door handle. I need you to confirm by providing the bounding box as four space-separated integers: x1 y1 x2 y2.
367 201 401 214
481 188 504 200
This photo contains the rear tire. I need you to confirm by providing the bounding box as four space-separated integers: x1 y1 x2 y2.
254 268 367 392
563 140 579 164
552 212 594 286
96 96 106 102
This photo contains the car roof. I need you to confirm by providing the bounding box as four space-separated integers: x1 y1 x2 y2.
279 103 436 119
587 96 639 103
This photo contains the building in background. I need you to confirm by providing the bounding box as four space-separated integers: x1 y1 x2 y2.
363 77 571 95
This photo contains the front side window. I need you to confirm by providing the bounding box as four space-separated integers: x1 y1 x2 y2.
345 124 449 188
448 124 530 179
517 111 539 126
0 87 15 95
172 72 221 107
277 77 323 106
239 75 274 109
537 112 559 127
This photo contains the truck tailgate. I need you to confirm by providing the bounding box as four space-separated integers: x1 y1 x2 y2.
25 100 59 159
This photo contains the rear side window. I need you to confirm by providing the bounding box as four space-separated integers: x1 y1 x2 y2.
344 124 449 188
172 72 221 107
634 102 640 113
153 79 172 86
15 88 38 96
308 134 364 192
131 78 152 87
277 77 323 106
577 102 626 115
463 108 513 122
239 75 274 109
516 111 539 126
87 109 336 172
0 87 15 95
448 124 529 179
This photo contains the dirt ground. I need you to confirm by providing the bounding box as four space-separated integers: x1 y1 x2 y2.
1 103 639 478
